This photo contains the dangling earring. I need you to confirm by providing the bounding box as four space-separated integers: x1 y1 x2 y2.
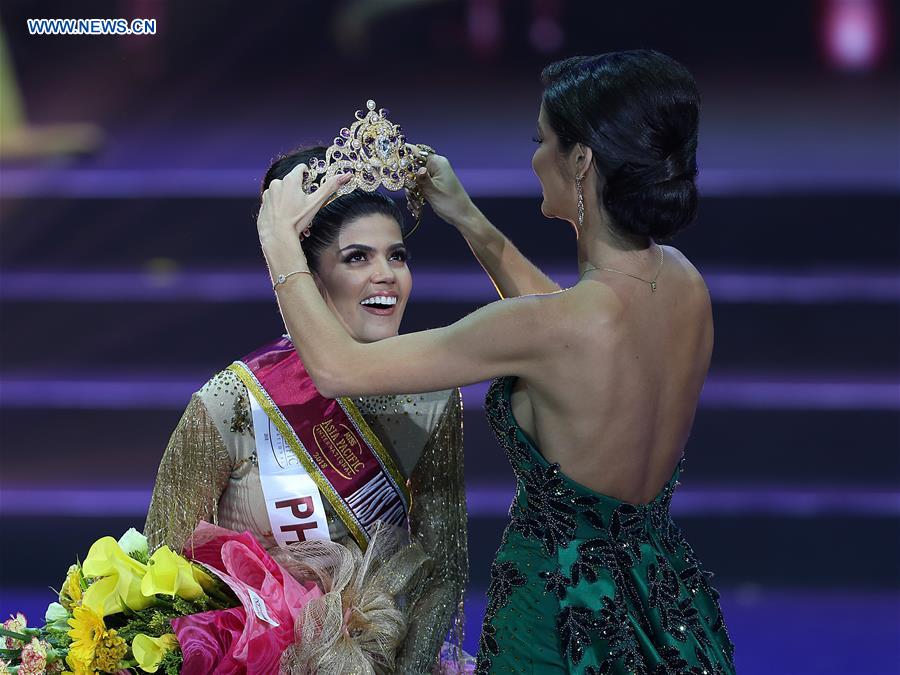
575 175 584 227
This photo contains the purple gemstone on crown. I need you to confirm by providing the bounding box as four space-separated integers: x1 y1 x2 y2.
334 151 343 158
335 139 344 147
340 128 350 139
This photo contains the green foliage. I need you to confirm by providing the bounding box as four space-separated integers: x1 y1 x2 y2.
46 630 72 650
128 549 150 565
160 647 183 675
116 608 175 644
172 594 211 616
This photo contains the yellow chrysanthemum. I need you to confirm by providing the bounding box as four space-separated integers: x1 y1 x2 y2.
92 628 127 672
60 564 83 610
66 604 105 667
63 651 94 675
64 647 94 673
65 604 129 673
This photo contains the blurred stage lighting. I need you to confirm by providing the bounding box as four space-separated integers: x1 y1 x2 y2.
821 0 889 71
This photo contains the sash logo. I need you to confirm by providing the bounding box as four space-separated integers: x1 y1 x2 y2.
266 419 298 470
313 418 365 479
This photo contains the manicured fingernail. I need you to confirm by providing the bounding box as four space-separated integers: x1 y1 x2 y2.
417 167 426 175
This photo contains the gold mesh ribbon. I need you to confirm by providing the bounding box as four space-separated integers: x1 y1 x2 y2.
274 522 431 674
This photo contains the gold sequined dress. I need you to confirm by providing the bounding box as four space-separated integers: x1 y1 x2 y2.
144 366 468 674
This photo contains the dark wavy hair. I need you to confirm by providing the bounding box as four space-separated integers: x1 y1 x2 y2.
541 50 701 241
260 146 408 273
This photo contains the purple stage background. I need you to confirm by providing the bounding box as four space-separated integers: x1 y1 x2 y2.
1 1 898 673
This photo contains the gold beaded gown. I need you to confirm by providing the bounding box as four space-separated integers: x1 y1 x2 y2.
143 362 468 674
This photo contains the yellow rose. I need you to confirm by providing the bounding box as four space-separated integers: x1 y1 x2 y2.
132 633 178 673
81 537 152 616
140 546 204 600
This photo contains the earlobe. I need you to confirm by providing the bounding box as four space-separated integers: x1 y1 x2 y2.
575 144 593 180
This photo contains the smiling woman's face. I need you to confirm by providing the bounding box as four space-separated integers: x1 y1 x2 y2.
311 213 412 343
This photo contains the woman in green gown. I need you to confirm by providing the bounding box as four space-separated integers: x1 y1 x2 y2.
257 49 735 673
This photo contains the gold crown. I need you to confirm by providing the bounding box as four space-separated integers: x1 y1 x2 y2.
302 99 427 237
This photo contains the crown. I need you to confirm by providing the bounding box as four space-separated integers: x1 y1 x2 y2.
302 99 426 237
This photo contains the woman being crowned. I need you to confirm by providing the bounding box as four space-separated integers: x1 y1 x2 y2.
143 102 468 673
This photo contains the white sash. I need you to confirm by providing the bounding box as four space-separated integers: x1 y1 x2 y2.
249 392 331 546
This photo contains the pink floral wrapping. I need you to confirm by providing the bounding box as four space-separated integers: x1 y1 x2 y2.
171 522 322 674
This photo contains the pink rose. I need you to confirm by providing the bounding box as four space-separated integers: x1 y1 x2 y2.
172 606 245 674
182 522 282 579
175 522 322 673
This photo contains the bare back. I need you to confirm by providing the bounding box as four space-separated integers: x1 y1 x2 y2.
511 245 713 504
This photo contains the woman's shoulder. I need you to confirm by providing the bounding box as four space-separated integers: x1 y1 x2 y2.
662 244 708 292
661 245 713 324
195 367 254 440
196 367 246 409
197 366 244 397
353 388 459 476
413 386 459 407
355 387 457 428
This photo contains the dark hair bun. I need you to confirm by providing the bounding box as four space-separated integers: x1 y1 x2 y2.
603 143 699 240
541 50 701 241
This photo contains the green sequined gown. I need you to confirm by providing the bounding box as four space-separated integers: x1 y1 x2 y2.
475 376 735 674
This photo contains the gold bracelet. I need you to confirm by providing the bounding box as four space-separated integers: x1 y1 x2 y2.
272 269 312 291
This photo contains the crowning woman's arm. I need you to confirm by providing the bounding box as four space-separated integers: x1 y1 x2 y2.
452 202 562 299
143 394 232 554
258 161 567 397
415 153 561 298
394 388 468 673
276 280 559 397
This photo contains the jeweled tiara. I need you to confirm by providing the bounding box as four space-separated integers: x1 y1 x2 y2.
302 100 426 237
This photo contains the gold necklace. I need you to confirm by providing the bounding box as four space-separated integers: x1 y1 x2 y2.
579 245 665 292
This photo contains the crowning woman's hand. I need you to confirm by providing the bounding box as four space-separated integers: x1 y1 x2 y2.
411 146 562 299
256 163 351 275
412 149 477 228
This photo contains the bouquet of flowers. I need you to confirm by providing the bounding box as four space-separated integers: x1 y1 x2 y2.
0 524 322 674
1 522 473 674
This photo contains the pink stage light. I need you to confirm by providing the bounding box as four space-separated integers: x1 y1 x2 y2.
821 0 890 71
